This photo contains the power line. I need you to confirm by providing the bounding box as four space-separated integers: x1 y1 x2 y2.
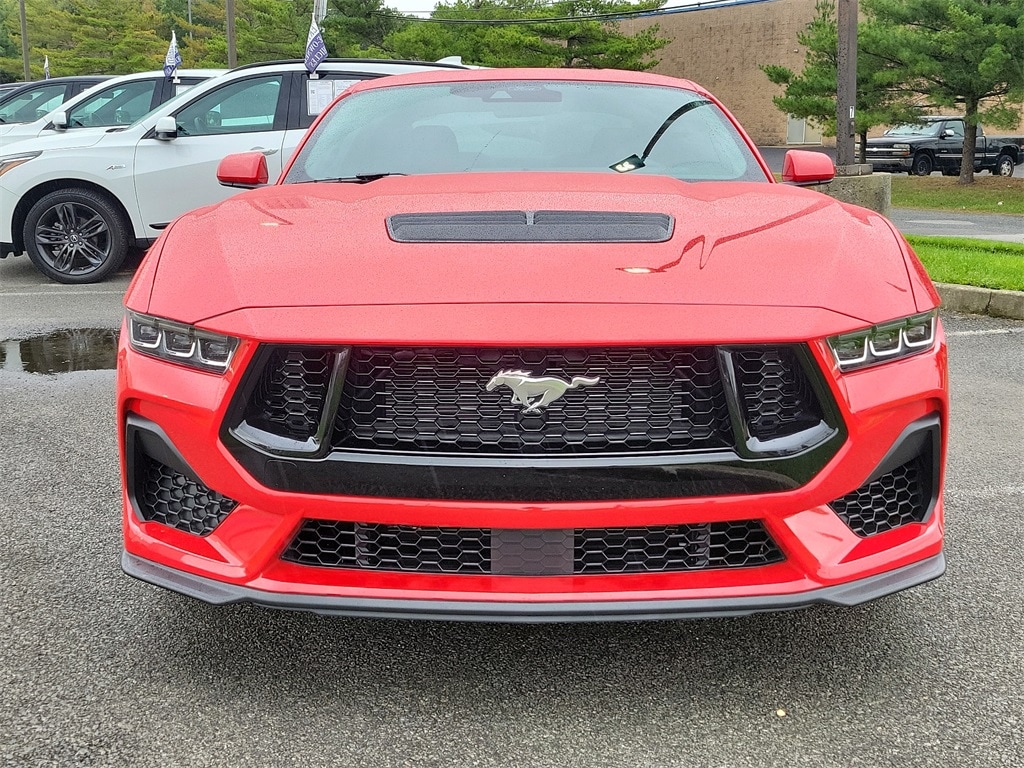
364 0 777 25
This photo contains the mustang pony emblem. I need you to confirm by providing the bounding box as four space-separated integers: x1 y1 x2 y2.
485 370 601 414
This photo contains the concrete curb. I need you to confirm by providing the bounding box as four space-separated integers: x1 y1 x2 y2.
936 283 1024 320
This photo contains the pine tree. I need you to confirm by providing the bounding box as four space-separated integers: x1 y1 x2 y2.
861 0 1024 184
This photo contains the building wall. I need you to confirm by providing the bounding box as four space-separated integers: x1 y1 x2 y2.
632 0 819 146
632 0 1024 145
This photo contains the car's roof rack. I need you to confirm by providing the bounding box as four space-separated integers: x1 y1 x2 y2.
226 58 470 74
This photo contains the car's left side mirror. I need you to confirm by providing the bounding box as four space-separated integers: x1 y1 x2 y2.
781 150 836 185
217 152 269 189
154 116 178 141
51 111 68 130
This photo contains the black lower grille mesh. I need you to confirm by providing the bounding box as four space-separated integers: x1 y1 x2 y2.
282 520 784 574
137 453 238 536
829 454 929 537
333 346 733 454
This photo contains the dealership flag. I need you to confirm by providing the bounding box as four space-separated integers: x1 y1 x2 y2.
43 56 50 79
304 14 328 75
164 31 182 79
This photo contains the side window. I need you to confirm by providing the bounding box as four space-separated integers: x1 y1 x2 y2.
67 80 158 128
175 75 283 137
0 83 68 123
947 121 964 139
299 76 363 129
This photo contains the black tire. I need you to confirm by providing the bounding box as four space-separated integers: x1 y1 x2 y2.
993 154 1015 177
23 188 130 284
910 153 933 176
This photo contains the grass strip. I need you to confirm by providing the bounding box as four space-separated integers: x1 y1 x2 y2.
905 235 1024 292
892 176 1024 214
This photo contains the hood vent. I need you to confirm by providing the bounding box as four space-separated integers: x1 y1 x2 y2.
387 210 674 243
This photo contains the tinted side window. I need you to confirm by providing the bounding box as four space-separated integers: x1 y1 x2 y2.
67 80 159 127
175 76 284 136
0 83 68 123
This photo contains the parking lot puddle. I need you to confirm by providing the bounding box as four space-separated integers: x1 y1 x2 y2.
1 329 119 374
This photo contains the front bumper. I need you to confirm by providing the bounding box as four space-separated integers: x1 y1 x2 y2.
123 549 946 622
867 156 913 173
118 320 948 621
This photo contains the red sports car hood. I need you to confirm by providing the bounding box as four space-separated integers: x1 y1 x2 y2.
142 173 919 328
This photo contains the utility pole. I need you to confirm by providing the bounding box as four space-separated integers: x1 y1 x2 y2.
19 0 30 81
226 0 237 68
835 0 857 170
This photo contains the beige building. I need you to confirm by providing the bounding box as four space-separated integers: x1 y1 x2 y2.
632 0 821 146
635 0 1023 146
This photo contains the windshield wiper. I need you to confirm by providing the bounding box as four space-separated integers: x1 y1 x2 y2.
296 172 408 184
610 99 712 173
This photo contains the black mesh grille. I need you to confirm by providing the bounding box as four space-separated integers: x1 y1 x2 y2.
733 347 823 441
282 520 784 574
575 522 784 574
332 346 733 454
829 455 929 537
283 521 490 573
246 349 334 441
137 453 238 536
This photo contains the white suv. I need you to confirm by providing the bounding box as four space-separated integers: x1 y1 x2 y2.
0 69 224 147
0 59 467 283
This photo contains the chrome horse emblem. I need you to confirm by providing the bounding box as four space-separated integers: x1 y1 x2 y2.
485 369 601 414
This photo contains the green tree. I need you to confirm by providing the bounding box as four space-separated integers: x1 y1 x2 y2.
382 0 668 70
0 0 18 82
861 0 1024 184
321 0 410 57
761 0 920 162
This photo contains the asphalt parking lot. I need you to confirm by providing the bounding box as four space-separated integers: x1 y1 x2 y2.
1 254 1023 767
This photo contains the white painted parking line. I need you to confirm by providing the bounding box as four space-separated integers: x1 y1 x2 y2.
1 290 126 297
905 219 976 226
947 328 1024 337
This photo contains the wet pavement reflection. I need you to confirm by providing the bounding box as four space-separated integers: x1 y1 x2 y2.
0 329 119 374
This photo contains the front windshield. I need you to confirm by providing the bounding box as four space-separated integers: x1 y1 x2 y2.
884 122 941 137
284 80 767 184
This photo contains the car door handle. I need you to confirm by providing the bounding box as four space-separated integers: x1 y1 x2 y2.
250 147 278 156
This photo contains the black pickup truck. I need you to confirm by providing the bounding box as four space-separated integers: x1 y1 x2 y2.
866 116 1024 176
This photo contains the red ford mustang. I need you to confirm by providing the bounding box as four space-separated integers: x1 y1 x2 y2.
118 69 947 621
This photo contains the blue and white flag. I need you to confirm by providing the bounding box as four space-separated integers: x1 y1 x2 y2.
164 31 182 79
43 56 50 79
304 14 328 75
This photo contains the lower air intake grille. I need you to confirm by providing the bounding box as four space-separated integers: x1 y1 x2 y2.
282 520 784 574
137 452 238 536
829 454 929 537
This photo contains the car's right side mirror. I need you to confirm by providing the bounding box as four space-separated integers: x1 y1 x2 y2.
217 152 269 189
781 150 836 185
51 111 68 130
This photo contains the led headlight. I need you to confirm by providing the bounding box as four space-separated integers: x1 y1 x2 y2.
0 151 42 178
128 312 239 373
828 311 937 371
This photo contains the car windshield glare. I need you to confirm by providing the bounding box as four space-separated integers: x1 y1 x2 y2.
283 80 767 184
884 123 941 136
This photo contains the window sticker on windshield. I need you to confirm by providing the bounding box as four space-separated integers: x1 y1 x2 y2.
307 80 335 116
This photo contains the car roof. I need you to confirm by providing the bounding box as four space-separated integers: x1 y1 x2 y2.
340 67 706 97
